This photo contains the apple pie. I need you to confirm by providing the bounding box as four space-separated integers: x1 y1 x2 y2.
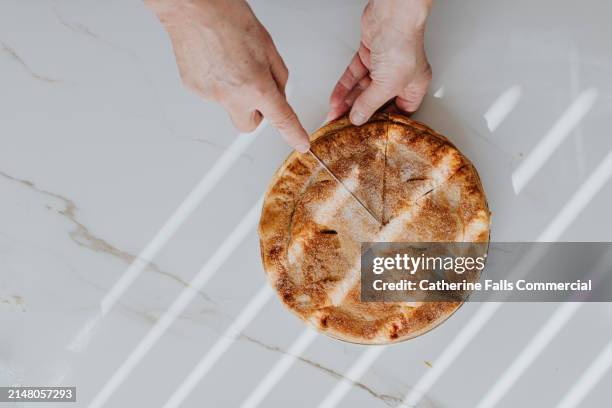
259 113 490 344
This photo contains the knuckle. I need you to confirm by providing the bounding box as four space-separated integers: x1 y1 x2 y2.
358 76 371 88
339 74 354 89
280 68 289 82
347 63 361 79
279 60 289 76
261 30 275 47
278 70 289 86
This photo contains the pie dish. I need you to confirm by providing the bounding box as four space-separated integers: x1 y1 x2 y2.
259 113 491 344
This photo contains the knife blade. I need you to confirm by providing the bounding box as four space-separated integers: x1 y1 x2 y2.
308 149 382 225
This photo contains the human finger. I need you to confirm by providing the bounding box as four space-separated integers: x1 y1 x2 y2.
329 52 369 111
343 75 371 108
268 46 289 94
349 79 397 125
258 83 310 152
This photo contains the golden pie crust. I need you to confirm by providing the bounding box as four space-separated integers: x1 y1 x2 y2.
259 113 490 344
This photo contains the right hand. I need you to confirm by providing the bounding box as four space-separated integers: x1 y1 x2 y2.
327 0 433 125
146 0 310 152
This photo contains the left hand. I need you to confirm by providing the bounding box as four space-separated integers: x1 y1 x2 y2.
327 0 433 125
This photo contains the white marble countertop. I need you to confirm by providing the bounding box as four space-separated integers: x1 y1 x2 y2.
1 0 612 407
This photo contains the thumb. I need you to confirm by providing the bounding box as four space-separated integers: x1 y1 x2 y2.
349 80 396 126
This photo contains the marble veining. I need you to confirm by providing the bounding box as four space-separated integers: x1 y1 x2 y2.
0 170 213 304
0 40 62 83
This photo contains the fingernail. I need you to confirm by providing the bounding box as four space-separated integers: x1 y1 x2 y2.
295 143 310 153
350 111 366 126
325 112 334 122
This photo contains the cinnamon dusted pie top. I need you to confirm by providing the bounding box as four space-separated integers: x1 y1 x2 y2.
259 113 490 344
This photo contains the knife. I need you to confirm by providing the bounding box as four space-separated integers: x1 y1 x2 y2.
308 149 382 226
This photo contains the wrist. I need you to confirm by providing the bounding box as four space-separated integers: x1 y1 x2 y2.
144 0 235 25
368 0 432 33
